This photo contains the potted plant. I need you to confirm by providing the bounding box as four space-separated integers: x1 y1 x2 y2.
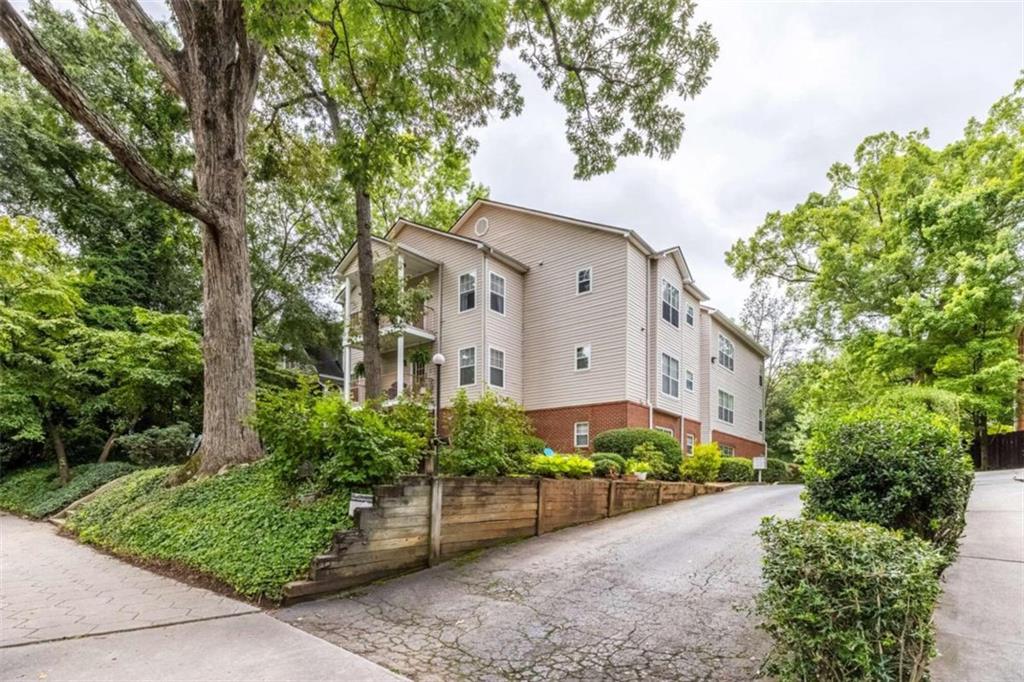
626 460 652 481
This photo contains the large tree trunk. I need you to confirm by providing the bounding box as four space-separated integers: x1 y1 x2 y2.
355 186 383 400
974 413 989 471
46 419 69 486
98 431 118 463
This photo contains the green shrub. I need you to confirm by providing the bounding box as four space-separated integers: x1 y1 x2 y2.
592 459 621 477
803 406 973 560
757 518 944 681
66 462 350 599
254 383 423 490
384 397 433 443
631 441 669 479
522 435 547 454
783 462 803 483
717 456 754 482
761 457 790 483
625 459 652 475
440 390 536 476
680 442 721 483
0 462 137 518
528 454 594 479
592 428 682 480
591 452 627 471
117 424 194 466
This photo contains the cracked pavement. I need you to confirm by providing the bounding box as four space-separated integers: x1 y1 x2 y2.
276 484 802 681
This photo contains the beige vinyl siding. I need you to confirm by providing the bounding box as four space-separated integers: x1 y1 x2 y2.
653 258 684 417
680 289 701 421
699 309 713 442
708 317 765 444
625 243 649 405
452 205 629 410
483 257 524 403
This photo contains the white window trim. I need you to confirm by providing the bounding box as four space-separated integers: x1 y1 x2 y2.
574 421 590 448
458 345 476 386
717 389 735 424
488 345 505 388
458 270 477 314
488 271 506 316
685 433 695 454
660 352 680 399
684 369 695 393
721 444 736 456
655 426 674 437
717 333 735 373
574 344 592 372
685 303 695 327
661 279 680 328
576 266 593 295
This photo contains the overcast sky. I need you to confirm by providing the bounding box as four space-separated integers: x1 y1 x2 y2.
469 1 1024 318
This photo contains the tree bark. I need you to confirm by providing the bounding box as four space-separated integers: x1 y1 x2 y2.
98 431 119 463
974 413 989 471
46 419 70 486
355 186 383 400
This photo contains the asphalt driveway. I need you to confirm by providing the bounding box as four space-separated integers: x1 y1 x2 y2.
276 484 802 681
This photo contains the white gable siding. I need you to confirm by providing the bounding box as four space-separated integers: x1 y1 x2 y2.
708 317 765 444
482 256 524 403
625 243 649 405
699 309 713 442
679 288 701 421
653 258 684 417
452 205 629 410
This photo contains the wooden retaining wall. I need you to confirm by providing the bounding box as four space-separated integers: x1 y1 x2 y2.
284 477 726 602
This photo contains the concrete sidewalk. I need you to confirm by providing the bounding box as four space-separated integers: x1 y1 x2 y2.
933 470 1024 682
0 514 403 681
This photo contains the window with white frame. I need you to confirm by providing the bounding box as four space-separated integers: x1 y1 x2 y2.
721 444 735 456
661 353 679 397
661 281 680 327
459 347 476 386
489 272 505 314
685 304 694 326
489 348 504 387
574 422 590 448
718 389 735 424
758 408 764 432
656 426 674 437
718 334 735 371
685 369 694 392
575 344 591 371
459 272 476 312
577 267 592 294
759 365 764 387
685 434 695 454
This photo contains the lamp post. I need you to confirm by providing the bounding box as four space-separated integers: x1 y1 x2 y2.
429 352 445 475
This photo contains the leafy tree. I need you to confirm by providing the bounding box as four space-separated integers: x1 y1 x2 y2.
256 0 719 400
728 81 1024 467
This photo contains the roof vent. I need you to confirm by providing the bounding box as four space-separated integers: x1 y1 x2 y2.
474 217 489 237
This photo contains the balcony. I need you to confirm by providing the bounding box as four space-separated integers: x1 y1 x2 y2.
349 305 436 351
349 373 435 405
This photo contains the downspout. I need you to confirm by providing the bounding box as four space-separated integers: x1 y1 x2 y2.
647 256 653 429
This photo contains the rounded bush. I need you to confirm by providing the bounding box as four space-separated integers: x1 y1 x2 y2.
528 454 594 479
761 457 789 483
717 456 754 482
592 459 620 477
591 452 627 471
680 442 722 483
592 428 682 480
803 406 972 559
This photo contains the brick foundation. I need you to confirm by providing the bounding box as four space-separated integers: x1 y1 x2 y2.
710 430 766 458
527 401 702 452
651 409 681 440
683 418 702 453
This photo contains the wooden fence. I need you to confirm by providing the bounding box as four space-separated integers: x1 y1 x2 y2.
971 431 1024 470
284 476 723 602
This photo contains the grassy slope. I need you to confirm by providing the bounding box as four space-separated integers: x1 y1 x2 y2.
0 462 137 518
65 461 351 599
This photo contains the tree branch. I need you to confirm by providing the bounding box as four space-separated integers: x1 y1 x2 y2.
0 0 215 226
105 0 184 97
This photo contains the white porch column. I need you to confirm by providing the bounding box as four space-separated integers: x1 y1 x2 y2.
396 253 406 397
342 279 351 401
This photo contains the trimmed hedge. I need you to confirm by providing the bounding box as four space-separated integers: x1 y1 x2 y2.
804 407 972 560
66 461 350 599
592 428 682 480
717 456 754 482
0 462 137 518
528 454 594 479
757 518 943 681
680 442 721 483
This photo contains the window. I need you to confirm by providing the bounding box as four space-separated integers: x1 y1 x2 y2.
459 347 476 386
759 365 764 387
489 348 504 387
474 217 489 237
574 422 590 448
656 426 674 437
721 444 735 456
685 434 695 455
661 281 680 327
459 272 476 312
718 389 735 424
718 334 735 371
577 267 592 294
661 353 680 397
575 344 591 371
489 272 505 314
758 408 764 433
685 369 694 392
685 304 695 326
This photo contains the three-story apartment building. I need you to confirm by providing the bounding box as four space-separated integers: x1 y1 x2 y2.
336 199 767 457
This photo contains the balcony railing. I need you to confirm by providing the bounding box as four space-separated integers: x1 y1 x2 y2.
349 373 435 404
349 305 435 339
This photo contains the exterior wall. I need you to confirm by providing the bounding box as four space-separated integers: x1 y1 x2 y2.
679 288 702 422
711 430 766 458
706 315 765 447
527 401 634 452
652 409 681 440
683 418 702 453
452 205 630 411
652 258 685 419
698 310 713 442
625 243 650 405
482 256 524 403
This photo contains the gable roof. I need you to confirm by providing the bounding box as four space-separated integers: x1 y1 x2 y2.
702 306 769 358
388 219 529 273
